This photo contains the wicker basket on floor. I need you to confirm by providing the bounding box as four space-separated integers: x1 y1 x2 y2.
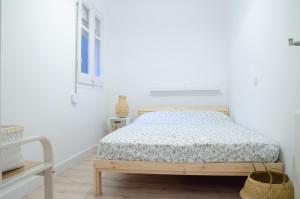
0 125 24 173
240 163 294 199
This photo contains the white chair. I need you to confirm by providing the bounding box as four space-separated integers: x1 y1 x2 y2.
0 136 54 199
295 111 300 198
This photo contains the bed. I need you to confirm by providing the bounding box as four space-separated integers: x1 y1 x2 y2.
94 106 283 195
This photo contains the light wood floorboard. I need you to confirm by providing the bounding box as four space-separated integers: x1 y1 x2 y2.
23 154 245 199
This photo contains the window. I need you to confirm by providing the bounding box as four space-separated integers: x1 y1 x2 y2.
77 2 103 86
95 18 100 37
81 29 89 74
81 6 89 28
94 39 101 77
94 16 101 78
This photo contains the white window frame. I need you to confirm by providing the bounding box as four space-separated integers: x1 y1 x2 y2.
77 1 103 87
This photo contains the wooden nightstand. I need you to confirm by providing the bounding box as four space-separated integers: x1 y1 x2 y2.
108 117 130 133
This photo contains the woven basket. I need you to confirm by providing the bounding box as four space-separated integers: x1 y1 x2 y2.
0 125 24 173
240 164 294 199
0 125 24 144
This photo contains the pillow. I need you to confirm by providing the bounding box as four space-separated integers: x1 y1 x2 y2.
134 111 232 125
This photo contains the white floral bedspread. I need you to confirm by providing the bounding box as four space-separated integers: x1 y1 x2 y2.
97 112 279 163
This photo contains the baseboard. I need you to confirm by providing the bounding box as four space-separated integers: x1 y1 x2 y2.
0 144 97 199
54 144 96 175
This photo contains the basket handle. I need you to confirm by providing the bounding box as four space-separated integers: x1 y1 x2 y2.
251 163 289 184
251 162 257 172
262 163 273 185
251 163 273 185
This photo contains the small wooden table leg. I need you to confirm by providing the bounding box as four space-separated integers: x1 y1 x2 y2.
95 169 102 196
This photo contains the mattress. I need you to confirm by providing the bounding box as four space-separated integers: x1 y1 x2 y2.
97 112 279 163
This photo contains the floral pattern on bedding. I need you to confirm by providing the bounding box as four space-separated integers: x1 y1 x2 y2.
97 112 279 163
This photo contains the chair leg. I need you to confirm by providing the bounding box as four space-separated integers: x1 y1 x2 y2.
44 167 54 199
95 169 102 196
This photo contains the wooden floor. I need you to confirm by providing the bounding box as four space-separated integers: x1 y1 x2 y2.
23 154 246 199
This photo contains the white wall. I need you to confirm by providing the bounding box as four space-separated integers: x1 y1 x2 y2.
0 0 107 165
2 0 300 197
105 0 229 118
228 0 300 190
0 0 2 125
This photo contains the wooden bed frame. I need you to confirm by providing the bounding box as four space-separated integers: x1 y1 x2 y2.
94 106 283 196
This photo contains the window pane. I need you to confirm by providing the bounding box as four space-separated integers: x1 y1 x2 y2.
95 18 100 36
81 29 89 74
95 39 101 77
81 6 89 28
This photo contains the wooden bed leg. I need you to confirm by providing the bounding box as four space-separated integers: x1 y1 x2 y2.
95 169 102 196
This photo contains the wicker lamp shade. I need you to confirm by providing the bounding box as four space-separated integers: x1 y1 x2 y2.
115 95 129 118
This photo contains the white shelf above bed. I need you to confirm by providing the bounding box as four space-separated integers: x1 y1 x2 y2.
149 87 222 96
